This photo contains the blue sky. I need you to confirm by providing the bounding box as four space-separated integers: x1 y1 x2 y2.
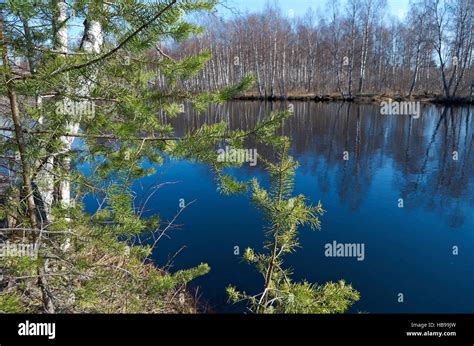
216 0 410 20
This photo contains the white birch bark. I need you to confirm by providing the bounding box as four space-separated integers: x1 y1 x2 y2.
59 16 103 209
35 0 68 222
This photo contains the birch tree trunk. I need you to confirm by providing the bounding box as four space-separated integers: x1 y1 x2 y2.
59 13 103 209
347 0 358 98
358 0 372 94
35 0 69 222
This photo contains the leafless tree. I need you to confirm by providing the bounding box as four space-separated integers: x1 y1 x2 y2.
166 0 472 99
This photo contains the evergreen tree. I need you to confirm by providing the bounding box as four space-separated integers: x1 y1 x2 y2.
226 134 360 314
0 0 359 314
0 0 235 313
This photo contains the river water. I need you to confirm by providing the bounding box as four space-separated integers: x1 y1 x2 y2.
90 101 473 312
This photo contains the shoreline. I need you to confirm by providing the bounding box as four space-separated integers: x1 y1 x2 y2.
233 94 474 105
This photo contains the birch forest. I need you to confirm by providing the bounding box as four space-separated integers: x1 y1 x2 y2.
158 0 473 99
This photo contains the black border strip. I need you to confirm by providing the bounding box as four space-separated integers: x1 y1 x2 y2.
0 313 473 345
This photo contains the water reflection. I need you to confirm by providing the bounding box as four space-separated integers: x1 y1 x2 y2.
2 102 473 312
167 101 473 227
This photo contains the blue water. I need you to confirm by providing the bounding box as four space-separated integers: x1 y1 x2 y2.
84 101 474 313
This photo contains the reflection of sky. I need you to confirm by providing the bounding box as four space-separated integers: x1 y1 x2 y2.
79 102 474 313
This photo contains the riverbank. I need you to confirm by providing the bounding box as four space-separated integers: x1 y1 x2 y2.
233 93 474 105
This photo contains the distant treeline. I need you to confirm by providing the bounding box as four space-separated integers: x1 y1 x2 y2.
157 0 472 99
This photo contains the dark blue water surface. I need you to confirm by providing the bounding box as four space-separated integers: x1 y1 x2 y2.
86 101 474 313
